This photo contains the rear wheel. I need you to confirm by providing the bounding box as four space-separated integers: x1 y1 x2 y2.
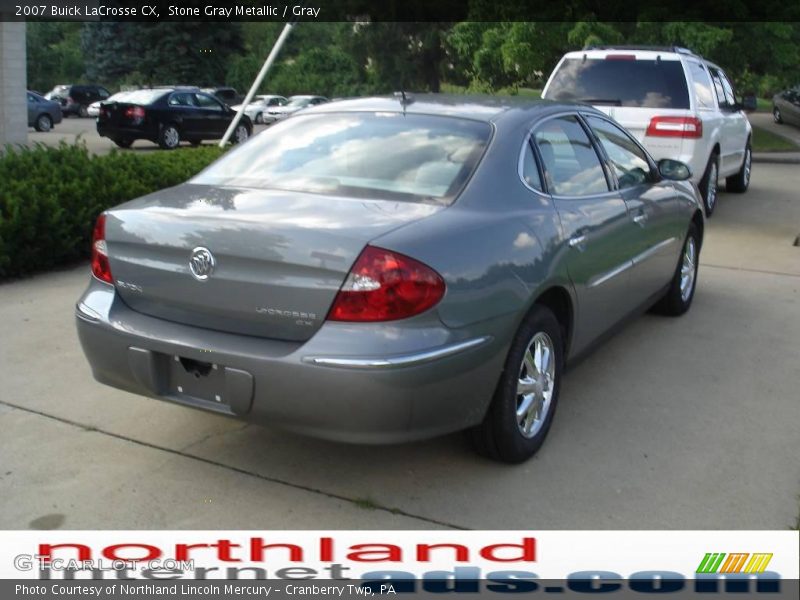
470 305 563 463
78 104 89 118
773 106 783 124
113 137 133 148
158 124 181 149
653 222 700 316
726 142 752 193
699 153 719 217
34 114 52 132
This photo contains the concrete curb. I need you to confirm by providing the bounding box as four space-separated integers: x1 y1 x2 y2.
752 153 800 165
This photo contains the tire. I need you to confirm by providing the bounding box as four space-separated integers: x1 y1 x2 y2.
158 124 181 149
232 123 250 145
34 114 52 132
470 305 564 463
726 141 752 193
255 112 263 124
78 104 89 118
113 137 133 149
699 153 719 217
653 223 700 317
773 106 783 124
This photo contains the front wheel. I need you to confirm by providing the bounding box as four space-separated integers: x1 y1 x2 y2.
34 114 52 132
699 154 719 217
78 104 89 118
773 106 783 124
255 112 263 124
232 123 249 144
653 222 701 316
470 305 564 463
726 143 752 193
158 124 181 149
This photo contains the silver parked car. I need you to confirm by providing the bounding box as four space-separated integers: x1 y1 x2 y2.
76 95 704 463
27 91 63 132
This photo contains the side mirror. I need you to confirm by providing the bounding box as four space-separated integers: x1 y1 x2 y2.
658 159 692 181
742 94 757 112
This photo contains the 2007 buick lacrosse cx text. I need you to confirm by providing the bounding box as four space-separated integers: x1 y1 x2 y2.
76 95 704 463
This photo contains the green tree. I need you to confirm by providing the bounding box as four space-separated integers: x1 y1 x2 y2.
27 22 84 93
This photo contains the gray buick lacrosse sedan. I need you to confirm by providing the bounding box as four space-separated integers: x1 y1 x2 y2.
76 95 704 462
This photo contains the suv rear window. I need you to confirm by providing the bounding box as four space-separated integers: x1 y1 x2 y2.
193 112 491 203
545 58 690 109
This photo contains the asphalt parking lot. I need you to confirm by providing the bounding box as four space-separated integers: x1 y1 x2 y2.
2 121 799 531
27 115 272 154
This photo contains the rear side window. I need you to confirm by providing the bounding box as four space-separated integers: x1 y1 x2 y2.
521 143 543 192
688 62 715 109
533 116 609 196
545 57 690 109
193 113 491 203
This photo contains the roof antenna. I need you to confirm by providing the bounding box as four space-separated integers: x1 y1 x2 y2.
394 90 413 114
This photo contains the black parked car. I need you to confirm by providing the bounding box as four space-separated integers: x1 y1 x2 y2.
45 84 111 117
27 91 63 132
773 86 800 127
97 88 253 149
202 87 242 106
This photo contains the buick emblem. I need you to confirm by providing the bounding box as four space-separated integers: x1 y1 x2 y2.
189 247 215 281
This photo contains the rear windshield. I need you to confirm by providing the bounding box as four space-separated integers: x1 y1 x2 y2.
192 112 491 203
545 58 690 109
117 89 169 105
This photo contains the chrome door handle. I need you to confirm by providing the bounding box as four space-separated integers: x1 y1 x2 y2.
633 213 648 226
568 233 587 249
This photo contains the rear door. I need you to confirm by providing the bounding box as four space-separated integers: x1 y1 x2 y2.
584 114 683 303
532 114 638 351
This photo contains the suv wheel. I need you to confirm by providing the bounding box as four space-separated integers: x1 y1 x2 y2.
773 106 783 124
158 124 181 149
726 142 752 193
78 104 89 118
699 153 719 217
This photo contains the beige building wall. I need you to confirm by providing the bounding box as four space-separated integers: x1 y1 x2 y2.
0 21 28 147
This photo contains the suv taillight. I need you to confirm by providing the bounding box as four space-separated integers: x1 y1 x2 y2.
327 246 445 322
91 214 113 284
646 116 703 139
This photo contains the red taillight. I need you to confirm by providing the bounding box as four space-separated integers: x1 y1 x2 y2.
327 246 445 322
124 105 145 121
91 214 113 284
646 116 703 139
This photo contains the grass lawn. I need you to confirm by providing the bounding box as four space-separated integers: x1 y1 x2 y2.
751 125 800 153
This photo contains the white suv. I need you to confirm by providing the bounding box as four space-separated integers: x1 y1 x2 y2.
542 46 754 216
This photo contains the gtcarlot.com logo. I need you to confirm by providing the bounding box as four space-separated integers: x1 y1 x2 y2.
696 552 773 574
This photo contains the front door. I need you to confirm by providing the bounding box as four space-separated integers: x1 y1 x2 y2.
532 115 638 355
583 114 683 303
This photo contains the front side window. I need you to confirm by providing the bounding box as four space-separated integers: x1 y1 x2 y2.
195 93 224 111
585 116 652 189
709 68 731 109
193 113 491 203
544 58 690 109
532 116 609 196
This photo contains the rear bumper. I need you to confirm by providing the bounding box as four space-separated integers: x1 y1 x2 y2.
75 279 506 444
97 123 155 142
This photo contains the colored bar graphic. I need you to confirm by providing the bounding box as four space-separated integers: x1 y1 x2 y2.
743 553 774 574
697 553 726 573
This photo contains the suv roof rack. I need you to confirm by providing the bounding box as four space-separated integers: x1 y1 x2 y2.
582 45 698 56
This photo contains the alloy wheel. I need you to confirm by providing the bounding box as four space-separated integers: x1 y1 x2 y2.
516 332 556 439
37 115 51 132
680 237 697 302
743 148 752 187
163 127 179 148
706 163 717 211
234 125 249 144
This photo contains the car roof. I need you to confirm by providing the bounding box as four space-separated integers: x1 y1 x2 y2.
300 94 601 125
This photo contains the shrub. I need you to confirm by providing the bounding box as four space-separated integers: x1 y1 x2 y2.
0 142 225 279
